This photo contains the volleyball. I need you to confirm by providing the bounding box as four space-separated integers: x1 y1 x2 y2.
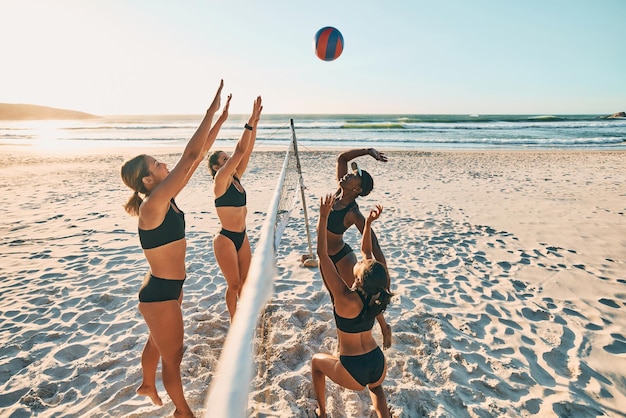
314 26 344 61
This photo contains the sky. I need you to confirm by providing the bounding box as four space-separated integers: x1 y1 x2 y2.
1 0 625 115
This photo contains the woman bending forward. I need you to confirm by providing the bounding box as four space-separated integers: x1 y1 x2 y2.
312 194 392 418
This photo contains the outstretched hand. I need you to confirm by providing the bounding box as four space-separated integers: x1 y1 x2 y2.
208 79 224 113
366 204 383 224
250 96 263 124
319 194 334 218
218 94 232 122
370 148 388 163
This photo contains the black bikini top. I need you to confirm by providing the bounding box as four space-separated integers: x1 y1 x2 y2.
138 199 185 250
215 176 246 208
333 293 375 333
326 200 357 234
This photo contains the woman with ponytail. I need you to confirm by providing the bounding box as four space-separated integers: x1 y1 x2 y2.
312 194 392 418
120 80 228 418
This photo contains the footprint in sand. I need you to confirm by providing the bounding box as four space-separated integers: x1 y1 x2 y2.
519 346 556 387
53 344 89 363
598 298 620 308
521 307 551 321
497 261 511 270
523 398 542 414
553 401 604 417
603 334 626 354
543 327 575 378
562 307 586 320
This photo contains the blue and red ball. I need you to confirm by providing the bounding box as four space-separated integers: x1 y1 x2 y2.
314 26 344 61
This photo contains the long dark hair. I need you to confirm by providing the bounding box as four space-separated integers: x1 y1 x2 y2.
356 259 392 320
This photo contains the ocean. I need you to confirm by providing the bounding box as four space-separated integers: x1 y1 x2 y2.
1 113 625 151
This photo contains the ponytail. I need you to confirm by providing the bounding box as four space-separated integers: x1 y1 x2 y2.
359 287 392 321
357 260 393 320
124 191 143 216
207 150 222 178
120 154 149 216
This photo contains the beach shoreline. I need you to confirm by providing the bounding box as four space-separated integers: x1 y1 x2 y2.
1 146 624 417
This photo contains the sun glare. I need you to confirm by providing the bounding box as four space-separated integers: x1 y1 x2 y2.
18 120 68 151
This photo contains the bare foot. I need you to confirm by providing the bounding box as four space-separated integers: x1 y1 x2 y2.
136 384 163 406
173 409 195 418
315 407 327 418
382 323 392 349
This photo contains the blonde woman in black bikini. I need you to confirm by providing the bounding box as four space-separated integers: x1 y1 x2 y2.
313 194 392 418
327 148 392 348
208 95 262 321
120 80 228 418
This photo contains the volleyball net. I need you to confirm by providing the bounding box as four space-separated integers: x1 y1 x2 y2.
203 119 315 418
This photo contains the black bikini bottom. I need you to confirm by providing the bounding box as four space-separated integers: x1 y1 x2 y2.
329 242 353 264
340 346 385 386
219 228 246 251
138 274 185 303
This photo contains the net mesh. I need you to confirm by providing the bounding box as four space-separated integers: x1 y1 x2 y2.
274 133 300 249
203 120 308 417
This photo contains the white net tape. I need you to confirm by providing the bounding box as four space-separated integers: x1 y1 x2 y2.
203 122 304 417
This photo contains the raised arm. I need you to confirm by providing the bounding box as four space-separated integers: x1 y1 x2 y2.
349 207 388 269
235 97 263 177
215 96 262 184
336 148 388 181
186 93 232 184
361 205 383 260
316 194 350 298
205 93 231 154
147 80 223 207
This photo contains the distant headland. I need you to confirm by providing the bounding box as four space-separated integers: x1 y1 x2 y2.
0 103 99 120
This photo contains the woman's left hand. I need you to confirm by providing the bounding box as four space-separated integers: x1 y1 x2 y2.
218 94 232 122
319 194 334 218
250 96 263 124
367 204 383 223
369 148 388 163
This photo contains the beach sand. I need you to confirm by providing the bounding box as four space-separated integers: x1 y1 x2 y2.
0 145 624 417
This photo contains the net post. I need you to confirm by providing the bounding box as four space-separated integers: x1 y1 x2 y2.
290 119 317 267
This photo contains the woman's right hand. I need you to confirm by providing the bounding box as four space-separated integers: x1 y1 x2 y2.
208 79 224 113
319 194 334 219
